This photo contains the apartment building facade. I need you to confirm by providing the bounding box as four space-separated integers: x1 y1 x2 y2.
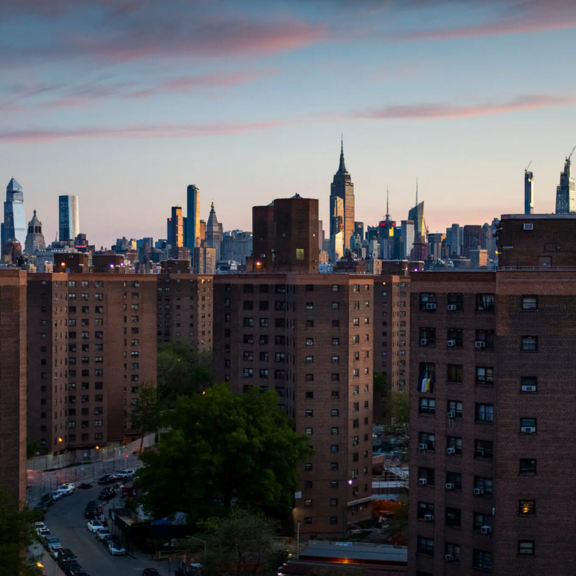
27 272 157 455
212 274 373 535
409 265 576 576
0 270 27 503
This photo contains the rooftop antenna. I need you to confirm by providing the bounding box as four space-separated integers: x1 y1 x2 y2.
525 160 532 172
416 178 419 206
386 186 389 219
568 146 576 162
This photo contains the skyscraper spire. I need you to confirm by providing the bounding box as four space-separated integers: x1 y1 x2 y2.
338 135 347 173
386 186 390 219
416 178 419 206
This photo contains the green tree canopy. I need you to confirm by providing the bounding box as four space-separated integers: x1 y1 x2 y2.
0 485 42 576
136 384 312 523
129 381 161 449
157 341 213 400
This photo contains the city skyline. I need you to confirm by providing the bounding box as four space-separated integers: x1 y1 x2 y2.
1 0 576 246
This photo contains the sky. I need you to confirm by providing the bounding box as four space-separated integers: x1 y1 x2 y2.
1 0 576 248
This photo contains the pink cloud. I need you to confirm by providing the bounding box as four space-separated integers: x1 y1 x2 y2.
0 120 290 143
359 94 576 121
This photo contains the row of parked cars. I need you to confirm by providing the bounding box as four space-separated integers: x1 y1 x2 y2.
35 521 89 576
84 501 127 555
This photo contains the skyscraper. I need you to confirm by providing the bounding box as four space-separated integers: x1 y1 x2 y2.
329 195 344 262
524 166 534 215
24 210 46 254
167 206 184 247
2 178 26 247
58 195 80 242
329 138 355 252
401 220 415 259
555 151 575 214
206 202 223 260
186 185 200 249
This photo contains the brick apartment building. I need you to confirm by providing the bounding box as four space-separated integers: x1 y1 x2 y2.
409 214 576 576
212 274 374 535
27 256 157 455
0 270 27 504
157 260 213 353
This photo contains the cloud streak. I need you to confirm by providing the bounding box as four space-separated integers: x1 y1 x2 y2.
0 120 290 144
359 94 576 121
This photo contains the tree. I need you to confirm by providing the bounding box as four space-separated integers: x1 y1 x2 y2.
385 390 409 459
129 381 161 449
157 342 213 400
198 508 279 576
136 385 313 523
0 485 42 576
26 442 39 460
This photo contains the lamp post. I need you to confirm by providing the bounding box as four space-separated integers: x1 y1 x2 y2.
296 521 301 560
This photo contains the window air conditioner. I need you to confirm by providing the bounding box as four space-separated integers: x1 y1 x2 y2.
418 443 428 450
521 426 536 433
475 341 486 348
418 478 427 485
523 223 534 231
447 447 456 455
481 526 492 534
445 483 455 490
445 554 454 562
474 488 485 495
424 514 434 522
426 303 436 310
476 450 485 457
447 411 456 419
447 304 457 311
447 340 456 346
420 339 428 346
521 385 536 392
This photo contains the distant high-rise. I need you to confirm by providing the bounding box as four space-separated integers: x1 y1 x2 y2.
555 151 575 214
186 185 200 249
329 195 344 262
329 138 355 252
2 178 26 247
167 207 184 247
401 220 414 259
24 210 46 254
408 182 426 242
524 167 534 215
462 224 482 258
58 195 80 242
206 202 223 260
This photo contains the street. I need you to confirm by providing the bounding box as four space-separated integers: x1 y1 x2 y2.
43 485 171 576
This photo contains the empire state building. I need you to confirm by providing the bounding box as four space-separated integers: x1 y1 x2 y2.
329 139 355 256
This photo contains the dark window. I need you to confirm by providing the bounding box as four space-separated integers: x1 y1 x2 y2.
447 436 462 456
419 432 435 451
476 294 495 312
446 471 462 490
473 512 492 530
476 366 494 385
417 501 434 519
243 334 254 344
475 330 495 350
518 541 535 556
445 507 461 527
329 516 338 525
417 536 434 556
447 400 463 419
521 336 538 351
475 403 494 422
420 327 436 346
475 440 493 460
521 376 538 393
419 398 436 415
522 296 538 310
420 293 437 311
418 467 435 486
474 476 493 496
447 328 463 347
447 293 463 311
473 550 492 570
520 417 537 433
447 364 463 383
243 318 254 327
519 500 535 515
445 543 461 564
519 459 537 475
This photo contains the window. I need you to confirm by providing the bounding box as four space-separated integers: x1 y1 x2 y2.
259 318 269 328
332 320 340 327
418 362 436 392
420 293 437 310
519 459 537 475
419 327 436 346
306 374 314 382
305 409 313 418
447 328 463 347
519 500 535 515
419 398 436 415
243 318 254 327
243 351 253 361
520 417 537 432
473 512 492 530
259 335 268 345
419 432 435 451
475 440 493 460
521 376 537 393
475 330 495 350
243 335 254 344
332 338 339 345
332 284 339 292
476 403 494 422
331 391 339 399
445 507 461 527
330 480 338 488
476 293 495 312
305 320 314 328
521 336 538 351
518 541 535 556
445 543 461 564
447 364 463 383
447 292 463 311
259 369 269 379
447 400 463 419
275 353 285 362
331 409 339 416
260 352 269 362
446 471 462 490
522 296 538 310
476 366 494 386
417 501 434 519
417 536 434 556
306 356 314 364
243 368 253 378
447 436 462 456
305 428 313 435
332 302 340 310
330 462 338 470
304 517 312 525
304 463 313 471
474 476 493 496
331 445 338 453
306 338 314 346
418 467 435 485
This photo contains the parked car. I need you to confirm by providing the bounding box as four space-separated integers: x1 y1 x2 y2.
116 469 135 480
63 562 83 575
78 482 93 489
96 529 112 542
99 487 116 501
37 528 51 540
50 544 63 559
59 483 75 495
35 522 47 532
84 501 99 519
87 519 104 533
97 475 118 485
44 536 61 551
68 569 89 576
39 494 54 507
56 549 77 568
51 490 65 501
108 538 126 556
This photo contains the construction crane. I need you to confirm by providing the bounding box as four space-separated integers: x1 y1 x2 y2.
525 160 532 172
568 146 576 162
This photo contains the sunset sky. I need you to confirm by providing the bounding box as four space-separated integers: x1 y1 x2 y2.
1 0 576 247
